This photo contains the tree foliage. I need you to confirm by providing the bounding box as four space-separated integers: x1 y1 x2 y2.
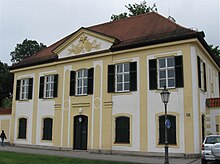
10 39 46 63
0 61 13 107
111 1 157 21
210 45 220 59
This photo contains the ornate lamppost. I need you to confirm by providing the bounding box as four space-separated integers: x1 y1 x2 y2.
160 86 170 164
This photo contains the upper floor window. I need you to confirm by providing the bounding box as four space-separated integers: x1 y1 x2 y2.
39 74 58 99
115 63 130 92
158 57 175 89
20 79 29 100
16 78 33 101
69 68 94 96
108 62 137 93
197 56 207 91
149 55 184 90
76 69 88 95
45 75 54 98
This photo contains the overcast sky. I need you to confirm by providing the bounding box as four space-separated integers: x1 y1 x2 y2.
0 0 219 65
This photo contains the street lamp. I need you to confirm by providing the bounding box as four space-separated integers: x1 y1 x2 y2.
160 86 170 164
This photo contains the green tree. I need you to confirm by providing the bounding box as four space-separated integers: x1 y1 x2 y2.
0 61 13 107
10 39 46 63
210 45 220 59
111 1 157 21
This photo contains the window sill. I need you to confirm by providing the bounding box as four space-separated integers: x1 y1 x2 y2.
42 97 54 101
156 143 179 148
113 91 132 96
18 99 29 102
113 142 132 147
16 138 27 141
155 88 178 93
41 139 52 143
75 94 88 97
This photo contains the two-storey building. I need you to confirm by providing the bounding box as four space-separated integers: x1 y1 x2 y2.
10 12 220 157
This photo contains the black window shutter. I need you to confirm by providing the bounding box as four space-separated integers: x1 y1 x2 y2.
70 71 76 96
108 65 115 93
43 118 53 140
115 117 130 143
39 76 45 98
28 78 33 99
53 74 58 97
88 68 94 95
130 62 137 91
203 63 207 92
18 118 27 139
197 56 201 88
159 115 176 145
175 56 184 88
149 59 157 90
16 80 21 100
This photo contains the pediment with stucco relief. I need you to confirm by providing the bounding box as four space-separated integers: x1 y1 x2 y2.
55 29 115 59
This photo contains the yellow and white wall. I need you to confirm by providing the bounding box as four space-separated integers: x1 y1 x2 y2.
10 32 220 156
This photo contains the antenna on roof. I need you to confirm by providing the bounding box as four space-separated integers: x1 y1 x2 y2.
167 7 176 23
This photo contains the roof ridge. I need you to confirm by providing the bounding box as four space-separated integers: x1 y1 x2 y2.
88 12 154 29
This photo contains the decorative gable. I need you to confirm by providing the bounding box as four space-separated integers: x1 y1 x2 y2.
55 28 115 59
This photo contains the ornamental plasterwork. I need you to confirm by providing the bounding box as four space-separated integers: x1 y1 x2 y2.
67 34 101 55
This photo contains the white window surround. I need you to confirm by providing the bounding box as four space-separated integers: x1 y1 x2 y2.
76 69 88 95
20 79 29 100
158 57 175 89
44 75 54 98
115 63 130 92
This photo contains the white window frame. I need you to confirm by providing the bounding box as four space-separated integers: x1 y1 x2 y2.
200 60 205 91
20 79 29 100
158 57 175 89
115 63 130 92
76 69 88 96
44 75 54 98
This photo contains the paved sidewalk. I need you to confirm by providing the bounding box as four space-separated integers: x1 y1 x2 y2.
0 145 200 164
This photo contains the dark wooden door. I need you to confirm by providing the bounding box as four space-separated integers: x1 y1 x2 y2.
74 115 88 150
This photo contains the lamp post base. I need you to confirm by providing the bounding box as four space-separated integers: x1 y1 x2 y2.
164 144 169 164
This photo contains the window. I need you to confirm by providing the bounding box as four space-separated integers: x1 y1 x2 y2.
158 57 175 89
76 69 88 95
108 62 137 93
42 118 53 141
16 78 33 100
20 79 29 100
69 68 94 96
116 63 130 92
159 115 176 145
39 74 58 99
149 55 184 90
18 118 27 139
115 116 130 143
197 56 207 91
45 75 54 98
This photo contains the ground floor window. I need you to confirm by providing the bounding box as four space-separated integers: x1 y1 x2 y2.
42 118 53 140
18 118 27 139
115 116 130 143
159 115 176 145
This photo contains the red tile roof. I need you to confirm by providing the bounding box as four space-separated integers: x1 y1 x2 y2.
0 108 12 115
10 12 219 69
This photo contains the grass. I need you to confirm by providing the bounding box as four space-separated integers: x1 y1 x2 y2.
0 151 135 164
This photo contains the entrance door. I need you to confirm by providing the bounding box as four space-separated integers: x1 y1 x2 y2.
74 115 88 150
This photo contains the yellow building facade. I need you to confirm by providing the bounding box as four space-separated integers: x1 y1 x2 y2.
10 13 220 156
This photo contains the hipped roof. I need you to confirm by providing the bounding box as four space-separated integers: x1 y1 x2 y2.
10 12 219 70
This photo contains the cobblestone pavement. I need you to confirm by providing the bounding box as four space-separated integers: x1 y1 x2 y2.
0 145 203 164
